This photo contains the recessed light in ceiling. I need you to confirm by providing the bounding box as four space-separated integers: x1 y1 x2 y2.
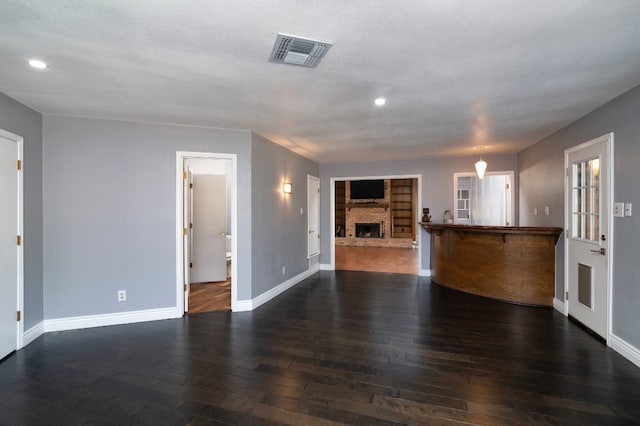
28 59 48 69
374 97 386 106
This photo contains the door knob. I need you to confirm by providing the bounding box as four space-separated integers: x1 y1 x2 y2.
590 248 606 255
218 232 226 236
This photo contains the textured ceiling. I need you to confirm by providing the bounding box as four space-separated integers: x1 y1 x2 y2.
2 1 640 163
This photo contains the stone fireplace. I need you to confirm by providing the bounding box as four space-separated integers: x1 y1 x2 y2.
356 223 381 238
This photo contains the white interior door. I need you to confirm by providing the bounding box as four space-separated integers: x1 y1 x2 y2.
0 132 19 358
566 134 611 339
191 174 227 282
307 175 320 258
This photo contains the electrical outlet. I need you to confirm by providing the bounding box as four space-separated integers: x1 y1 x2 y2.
282 266 286 275
614 202 624 217
544 206 550 216
533 207 538 216
118 290 126 302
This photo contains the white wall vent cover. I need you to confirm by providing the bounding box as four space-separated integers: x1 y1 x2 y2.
269 33 332 68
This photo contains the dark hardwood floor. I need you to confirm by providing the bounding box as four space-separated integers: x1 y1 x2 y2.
2 271 639 425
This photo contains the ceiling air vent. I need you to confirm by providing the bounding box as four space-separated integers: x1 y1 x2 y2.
269 33 332 68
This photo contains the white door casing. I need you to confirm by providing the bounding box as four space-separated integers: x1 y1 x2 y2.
176 152 238 315
565 133 613 339
0 129 23 358
191 174 227 283
307 175 320 258
453 171 514 226
182 163 192 312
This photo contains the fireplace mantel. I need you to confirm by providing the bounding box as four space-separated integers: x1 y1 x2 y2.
346 201 389 211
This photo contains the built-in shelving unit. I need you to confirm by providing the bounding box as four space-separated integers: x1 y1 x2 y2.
335 181 346 237
390 179 415 238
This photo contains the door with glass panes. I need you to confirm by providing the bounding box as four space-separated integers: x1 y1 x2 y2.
566 135 611 339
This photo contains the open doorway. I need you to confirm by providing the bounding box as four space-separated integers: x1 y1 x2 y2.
176 152 238 316
330 175 421 274
453 171 514 226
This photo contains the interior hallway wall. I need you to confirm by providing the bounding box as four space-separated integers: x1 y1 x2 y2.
250 133 320 298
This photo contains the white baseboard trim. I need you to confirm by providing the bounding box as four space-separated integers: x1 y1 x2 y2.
320 263 333 271
553 298 567 315
44 307 179 333
419 269 431 277
235 264 320 312
234 299 252 312
23 321 45 347
609 333 640 368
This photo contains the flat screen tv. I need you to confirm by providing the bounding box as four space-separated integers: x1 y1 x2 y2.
350 180 385 199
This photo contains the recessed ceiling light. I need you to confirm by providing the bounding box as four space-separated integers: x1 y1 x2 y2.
374 97 386 106
28 59 48 70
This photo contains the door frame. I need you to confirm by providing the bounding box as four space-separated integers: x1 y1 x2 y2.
452 170 515 226
563 133 614 341
307 174 320 259
0 128 24 350
176 152 238 314
329 174 422 272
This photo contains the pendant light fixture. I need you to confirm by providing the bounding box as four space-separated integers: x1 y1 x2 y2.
474 147 488 180
475 158 487 180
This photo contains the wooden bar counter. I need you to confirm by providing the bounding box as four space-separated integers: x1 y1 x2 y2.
420 223 562 306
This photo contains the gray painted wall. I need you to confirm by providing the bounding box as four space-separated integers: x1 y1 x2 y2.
43 116 253 318
250 133 319 298
319 154 518 270
0 93 43 330
518 85 640 349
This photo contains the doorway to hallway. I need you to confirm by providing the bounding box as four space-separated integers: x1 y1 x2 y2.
176 152 238 315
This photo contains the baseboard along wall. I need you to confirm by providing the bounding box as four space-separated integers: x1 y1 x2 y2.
235 264 320 312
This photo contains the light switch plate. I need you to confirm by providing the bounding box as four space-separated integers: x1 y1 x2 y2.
625 203 632 217
614 202 625 217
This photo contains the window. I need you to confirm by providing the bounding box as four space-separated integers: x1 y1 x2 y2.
453 171 514 226
571 157 599 241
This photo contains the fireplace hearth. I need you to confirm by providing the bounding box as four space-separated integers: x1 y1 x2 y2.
356 223 382 238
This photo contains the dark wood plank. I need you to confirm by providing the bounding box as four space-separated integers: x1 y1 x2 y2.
1 271 640 425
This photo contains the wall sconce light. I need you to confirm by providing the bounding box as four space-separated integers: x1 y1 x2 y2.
283 182 292 194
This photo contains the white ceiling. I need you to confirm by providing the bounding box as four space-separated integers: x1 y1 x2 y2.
2 1 640 163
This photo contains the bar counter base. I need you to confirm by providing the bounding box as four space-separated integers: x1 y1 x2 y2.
421 223 562 307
